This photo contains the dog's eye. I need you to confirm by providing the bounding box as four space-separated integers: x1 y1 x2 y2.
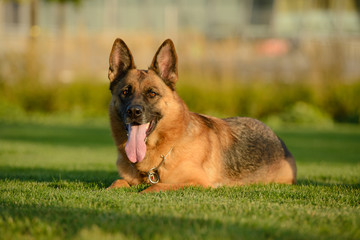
122 89 129 96
148 91 157 98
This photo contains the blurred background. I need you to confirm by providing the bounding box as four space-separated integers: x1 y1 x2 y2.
0 0 359 126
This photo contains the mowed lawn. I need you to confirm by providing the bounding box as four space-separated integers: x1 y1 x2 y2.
0 118 359 240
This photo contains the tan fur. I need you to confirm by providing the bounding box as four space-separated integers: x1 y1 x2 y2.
107 39 297 193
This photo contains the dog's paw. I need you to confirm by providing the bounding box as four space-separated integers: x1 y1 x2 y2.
106 179 130 190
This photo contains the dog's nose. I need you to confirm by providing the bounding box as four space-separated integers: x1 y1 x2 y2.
127 105 143 119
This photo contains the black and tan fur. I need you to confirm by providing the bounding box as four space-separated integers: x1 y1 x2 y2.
107 39 296 193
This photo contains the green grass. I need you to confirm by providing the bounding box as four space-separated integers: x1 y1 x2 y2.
0 118 359 240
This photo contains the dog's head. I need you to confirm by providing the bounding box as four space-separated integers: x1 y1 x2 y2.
108 39 180 163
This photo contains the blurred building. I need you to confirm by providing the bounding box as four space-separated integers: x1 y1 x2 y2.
0 0 359 82
2 0 359 38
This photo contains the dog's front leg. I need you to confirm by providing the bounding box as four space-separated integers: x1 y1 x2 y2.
140 183 183 193
106 179 131 190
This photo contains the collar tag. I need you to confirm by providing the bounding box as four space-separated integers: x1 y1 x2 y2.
148 167 160 184
147 146 174 185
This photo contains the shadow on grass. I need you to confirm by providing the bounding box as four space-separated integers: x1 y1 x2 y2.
1 165 359 191
0 121 113 148
0 166 118 188
0 202 322 240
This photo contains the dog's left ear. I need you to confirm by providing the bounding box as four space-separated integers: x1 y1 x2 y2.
108 38 135 90
150 39 178 90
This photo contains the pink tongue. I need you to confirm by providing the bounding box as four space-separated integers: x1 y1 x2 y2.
125 124 148 163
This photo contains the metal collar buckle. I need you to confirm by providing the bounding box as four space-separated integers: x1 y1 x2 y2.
147 146 173 184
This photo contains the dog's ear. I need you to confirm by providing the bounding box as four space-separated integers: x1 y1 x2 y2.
108 38 135 89
150 39 178 90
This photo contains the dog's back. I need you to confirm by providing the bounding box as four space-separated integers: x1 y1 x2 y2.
221 117 296 185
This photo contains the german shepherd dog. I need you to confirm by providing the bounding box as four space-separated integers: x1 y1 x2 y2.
107 39 296 193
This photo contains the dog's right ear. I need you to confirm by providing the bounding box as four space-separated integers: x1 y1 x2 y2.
108 38 135 89
149 39 178 91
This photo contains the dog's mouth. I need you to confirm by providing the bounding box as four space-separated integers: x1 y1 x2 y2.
145 119 157 137
124 119 157 163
